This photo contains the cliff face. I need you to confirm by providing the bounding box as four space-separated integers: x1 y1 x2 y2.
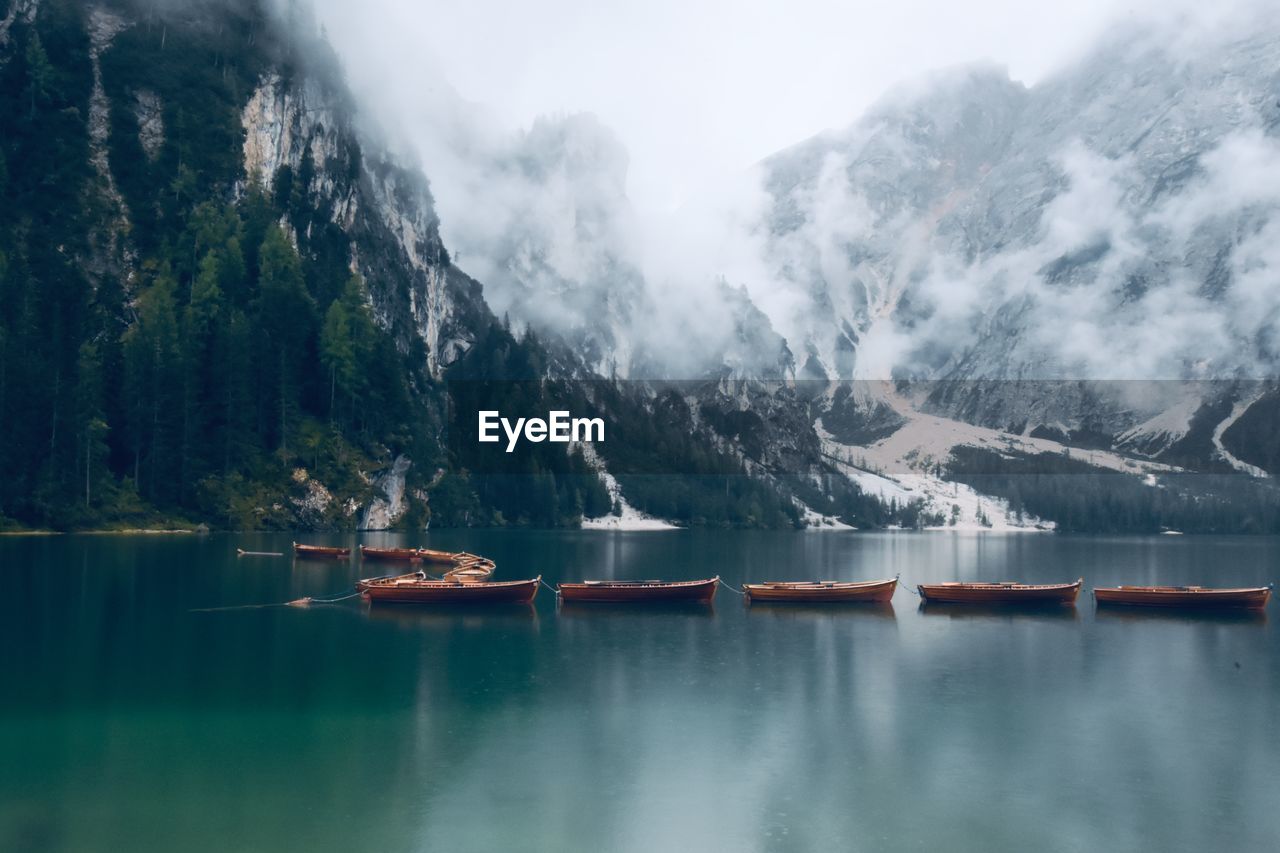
0 0 508 530
237 65 485 376
78 0 492 379
4 0 1275 534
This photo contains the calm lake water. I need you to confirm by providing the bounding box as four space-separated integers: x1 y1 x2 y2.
1 531 1276 852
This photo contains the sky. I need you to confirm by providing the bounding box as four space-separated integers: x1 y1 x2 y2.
308 0 1153 216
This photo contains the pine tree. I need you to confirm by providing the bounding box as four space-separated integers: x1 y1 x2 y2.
23 32 53 119
123 266 182 503
180 252 225 499
72 342 109 511
253 224 315 453
320 296 354 421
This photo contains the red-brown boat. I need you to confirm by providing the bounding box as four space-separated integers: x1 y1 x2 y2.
917 578 1082 605
1094 584 1272 610
293 542 350 558
557 577 719 603
359 545 425 562
443 564 496 582
744 577 897 603
359 573 540 604
417 548 463 565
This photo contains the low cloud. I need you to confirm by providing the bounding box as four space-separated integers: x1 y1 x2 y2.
290 0 1280 383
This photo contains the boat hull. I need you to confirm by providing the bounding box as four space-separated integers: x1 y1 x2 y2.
418 548 463 565
293 542 350 558
359 546 424 562
917 579 1082 605
558 577 719 603
745 578 897 603
1094 585 1271 610
361 577 540 605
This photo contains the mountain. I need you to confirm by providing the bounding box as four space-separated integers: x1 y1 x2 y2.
754 24 1280 443
0 0 873 532
0 0 502 529
410 12 1280 529
2 0 1277 534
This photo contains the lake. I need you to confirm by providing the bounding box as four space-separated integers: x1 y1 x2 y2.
1 531 1276 852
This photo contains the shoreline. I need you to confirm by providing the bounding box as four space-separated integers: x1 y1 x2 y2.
0 528 202 536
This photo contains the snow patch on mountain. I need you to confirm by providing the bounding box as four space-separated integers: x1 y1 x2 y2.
1116 387 1205 454
817 421 1052 532
1212 393 1270 478
575 442 678 531
794 499 856 530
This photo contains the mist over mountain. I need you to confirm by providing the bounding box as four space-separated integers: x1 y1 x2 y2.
314 0 1280 390
2 0 1278 534
323 0 1280 525
755 17 1280 386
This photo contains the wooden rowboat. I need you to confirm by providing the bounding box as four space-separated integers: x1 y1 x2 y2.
557 577 719 603
293 542 350 558
916 578 1082 605
359 545 424 562
417 548 462 565
359 573 540 604
744 577 897 603
1094 584 1272 610
443 564 496 582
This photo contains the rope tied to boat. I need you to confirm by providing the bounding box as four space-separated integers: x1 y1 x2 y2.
289 589 364 606
897 576 921 597
717 578 745 596
191 587 363 612
539 578 561 596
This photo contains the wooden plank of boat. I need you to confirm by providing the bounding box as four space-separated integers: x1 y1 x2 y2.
1094 584 1272 610
360 575 540 604
916 578 1082 605
557 577 719 603
417 548 462 565
236 549 283 557
359 544 424 562
744 577 897 603
293 542 351 558
443 565 495 583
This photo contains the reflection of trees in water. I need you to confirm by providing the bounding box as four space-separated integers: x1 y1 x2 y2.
5 532 1279 851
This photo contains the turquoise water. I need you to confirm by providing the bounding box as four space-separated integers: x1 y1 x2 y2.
1 531 1276 852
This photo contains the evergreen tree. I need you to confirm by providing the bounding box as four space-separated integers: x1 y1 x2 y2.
72 342 109 511
253 224 315 453
122 267 183 503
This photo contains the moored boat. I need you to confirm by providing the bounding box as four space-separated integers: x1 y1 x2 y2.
744 577 897 603
293 542 350 558
359 545 425 562
359 573 540 604
557 577 719 603
443 564 496 582
916 578 1082 605
1094 584 1272 610
417 548 461 565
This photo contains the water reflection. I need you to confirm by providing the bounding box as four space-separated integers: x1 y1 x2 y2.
1 531 1277 853
1093 606 1268 625
555 600 718 619
916 602 1081 622
744 602 897 621
365 601 541 630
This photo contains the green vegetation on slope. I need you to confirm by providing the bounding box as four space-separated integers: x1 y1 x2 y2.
0 1 428 529
947 446 1280 534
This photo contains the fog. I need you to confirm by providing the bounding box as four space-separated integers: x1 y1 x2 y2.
295 0 1280 381
307 0 1132 215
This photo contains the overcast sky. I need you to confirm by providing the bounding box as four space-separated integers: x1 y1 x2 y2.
308 0 1171 216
